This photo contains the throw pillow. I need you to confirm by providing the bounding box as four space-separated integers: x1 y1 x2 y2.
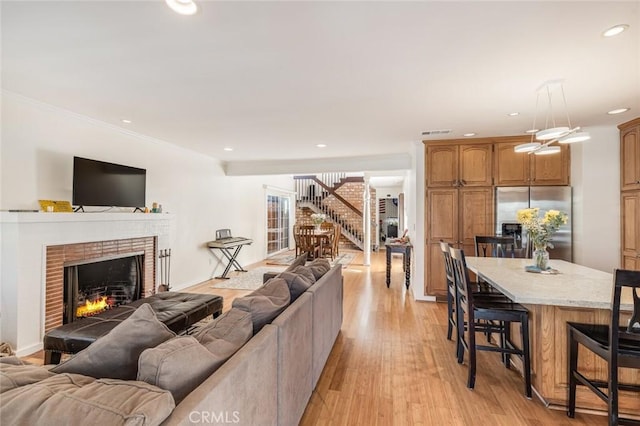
307 258 331 279
52 303 175 380
290 265 317 284
194 308 253 355
277 271 313 302
232 278 290 334
137 336 220 403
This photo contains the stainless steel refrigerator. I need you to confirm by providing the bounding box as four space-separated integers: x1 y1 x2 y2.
495 186 572 262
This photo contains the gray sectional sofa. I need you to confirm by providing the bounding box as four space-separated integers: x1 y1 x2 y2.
165 258 343 425
0 254 343 426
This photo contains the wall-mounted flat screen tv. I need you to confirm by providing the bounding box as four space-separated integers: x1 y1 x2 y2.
72 156 146 208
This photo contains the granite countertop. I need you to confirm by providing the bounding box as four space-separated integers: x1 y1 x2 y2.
464 257 634 311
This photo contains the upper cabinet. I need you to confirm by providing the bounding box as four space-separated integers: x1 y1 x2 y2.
619 118 640 191
426 143 492 187
494 140 570 186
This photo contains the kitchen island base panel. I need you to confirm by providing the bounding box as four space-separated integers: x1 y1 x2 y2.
515 304 639 416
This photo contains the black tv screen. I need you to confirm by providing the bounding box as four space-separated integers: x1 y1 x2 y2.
72 157 146 208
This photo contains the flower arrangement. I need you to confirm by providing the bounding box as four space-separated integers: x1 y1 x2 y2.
516 208 568 251
310 213 326 226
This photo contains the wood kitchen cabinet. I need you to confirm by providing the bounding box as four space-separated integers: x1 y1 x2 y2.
425 187 493 297
619 118 640 191
619 118 640 271
621 191 640 271
426 143 492 187
494 140 570 186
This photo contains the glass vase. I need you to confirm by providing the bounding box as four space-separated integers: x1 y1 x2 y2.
314 224 321 232
533 248 549 270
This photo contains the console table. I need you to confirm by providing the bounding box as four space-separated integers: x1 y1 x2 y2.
385 241 412 289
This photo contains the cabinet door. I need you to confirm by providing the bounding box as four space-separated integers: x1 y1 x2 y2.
621 126 640 191
622 191 640 271
459 187 494 248
494 142 531 186
426 243 448 297
530 144 570 185
427 189 458 242
459 144 493 186
426 145 458 187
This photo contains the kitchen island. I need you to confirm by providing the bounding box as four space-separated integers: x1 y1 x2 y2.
465 257 639 416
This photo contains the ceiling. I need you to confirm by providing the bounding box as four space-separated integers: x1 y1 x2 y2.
2 1 639 171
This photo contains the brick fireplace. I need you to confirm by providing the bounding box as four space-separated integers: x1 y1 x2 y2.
44 237 156 333
1 212 173 356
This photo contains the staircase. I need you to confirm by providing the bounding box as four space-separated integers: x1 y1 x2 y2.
294 174 375 251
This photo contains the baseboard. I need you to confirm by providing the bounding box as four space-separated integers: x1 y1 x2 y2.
15 342 43 357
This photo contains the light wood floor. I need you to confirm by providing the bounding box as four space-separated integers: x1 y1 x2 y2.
192 249 605 425
27 249 606 424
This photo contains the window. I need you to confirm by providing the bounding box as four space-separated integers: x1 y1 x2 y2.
266 194 290 255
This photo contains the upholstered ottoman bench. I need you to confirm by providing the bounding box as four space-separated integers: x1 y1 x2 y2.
43 292 223 364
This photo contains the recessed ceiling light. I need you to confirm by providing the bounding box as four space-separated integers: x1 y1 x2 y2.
463 133 476 137
507 112 520 117
603 24 629 37
165 0 198 15
525 129 539 134
607 108 630 115
316 144 327 148
121 119 132 124
223 147 233 152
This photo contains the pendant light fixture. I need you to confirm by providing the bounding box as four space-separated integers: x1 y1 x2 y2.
514 79 590 155
166 0 198 15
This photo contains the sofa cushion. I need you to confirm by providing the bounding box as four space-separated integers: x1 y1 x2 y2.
52 303 176 380
0 373 174 426
306 258 331 279
290 265 317 285
232 278 290 334
0 356 25 366
194 308 253 355
0 363 55 394
137 336 221 404
277 271 313 302
283 254 307 272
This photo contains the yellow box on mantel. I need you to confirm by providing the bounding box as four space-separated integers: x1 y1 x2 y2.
38 200 73 212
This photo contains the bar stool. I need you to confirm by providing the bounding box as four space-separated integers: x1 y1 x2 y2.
450 247 532 398
474 235 519 259
440 241 507 348
567 269 640 425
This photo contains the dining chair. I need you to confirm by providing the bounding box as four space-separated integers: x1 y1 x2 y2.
332 225 341 257
450 247 532 398
320 223 336 260
297 225 320 260
567 269 640 425
293 232 302 257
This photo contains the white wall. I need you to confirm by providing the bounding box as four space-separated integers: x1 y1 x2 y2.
409 142 429 300
1 92 294 290
571 125 621 273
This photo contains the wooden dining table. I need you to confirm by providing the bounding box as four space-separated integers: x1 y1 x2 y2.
464 257 639 416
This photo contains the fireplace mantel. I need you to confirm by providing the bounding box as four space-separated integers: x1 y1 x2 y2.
0 212 175 356
0 211 173 224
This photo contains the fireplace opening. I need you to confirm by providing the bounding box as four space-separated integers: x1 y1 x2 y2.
63 253 144 324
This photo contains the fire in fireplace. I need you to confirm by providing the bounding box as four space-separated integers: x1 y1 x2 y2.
63 253 144 323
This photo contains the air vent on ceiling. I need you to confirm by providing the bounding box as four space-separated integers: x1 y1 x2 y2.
421 129 452 136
